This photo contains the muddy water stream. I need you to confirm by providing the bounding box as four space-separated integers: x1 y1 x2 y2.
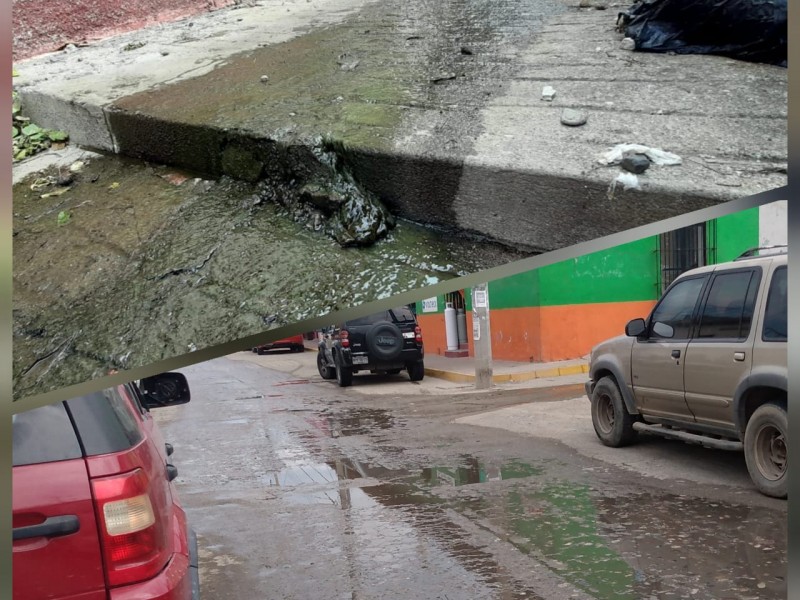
13 154 525 399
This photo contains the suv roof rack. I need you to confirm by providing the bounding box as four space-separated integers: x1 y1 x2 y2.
734 245 787 261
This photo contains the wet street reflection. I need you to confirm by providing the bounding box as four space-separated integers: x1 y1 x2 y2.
164 359 787 600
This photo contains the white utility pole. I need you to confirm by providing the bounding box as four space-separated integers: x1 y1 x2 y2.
471 283 493 389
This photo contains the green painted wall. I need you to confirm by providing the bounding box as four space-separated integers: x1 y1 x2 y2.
485 269 539 310
487 236 660 310
415 208 762 315
712 206 760 262
538 236 659 306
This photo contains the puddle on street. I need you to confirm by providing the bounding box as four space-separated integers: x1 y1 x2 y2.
312 407 397 437
262 454 547 599
420 457 542 487
12 154 525 399
260 433 786 600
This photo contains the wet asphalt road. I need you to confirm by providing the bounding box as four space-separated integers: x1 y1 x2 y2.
155 353 787 600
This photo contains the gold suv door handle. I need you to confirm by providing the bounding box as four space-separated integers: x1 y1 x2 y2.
734 352 746 361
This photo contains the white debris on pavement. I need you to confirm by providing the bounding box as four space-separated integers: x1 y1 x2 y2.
614 172 641 190
597 143 682 166
541 85 556 101
606 171 641 200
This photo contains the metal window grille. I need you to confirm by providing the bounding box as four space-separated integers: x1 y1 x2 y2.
657 222 716 294
445 291 466 311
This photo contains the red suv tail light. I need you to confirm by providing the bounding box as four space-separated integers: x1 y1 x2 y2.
415 326 423 343
340 330 350 348
91 468 170 588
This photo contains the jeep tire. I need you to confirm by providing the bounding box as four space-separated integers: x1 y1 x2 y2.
408 360 425 382
744 403 787 499
335 353 353 387
591 376 637 447
317 352 335 380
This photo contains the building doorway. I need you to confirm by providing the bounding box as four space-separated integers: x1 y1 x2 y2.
444 290 470 357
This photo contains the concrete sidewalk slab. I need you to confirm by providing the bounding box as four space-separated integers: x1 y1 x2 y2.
13 0 786 252
454 397 755 488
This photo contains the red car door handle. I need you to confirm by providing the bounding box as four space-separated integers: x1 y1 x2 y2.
13 515 80 541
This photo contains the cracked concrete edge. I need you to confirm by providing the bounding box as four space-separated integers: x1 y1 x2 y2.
18 89 116 152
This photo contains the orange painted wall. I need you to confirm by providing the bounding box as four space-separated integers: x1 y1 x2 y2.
416 312 475 356
534 300 656 361
421 300 657 363
486 307 542 362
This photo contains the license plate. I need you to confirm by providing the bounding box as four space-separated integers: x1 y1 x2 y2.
402 332 415 339
352 355 369 365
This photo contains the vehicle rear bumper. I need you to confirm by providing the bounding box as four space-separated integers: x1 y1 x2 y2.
110 527 199 600
110 555 191 600
346 350 423 371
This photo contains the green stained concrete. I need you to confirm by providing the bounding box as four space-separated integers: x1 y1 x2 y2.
506 484 639 600
110 16 420 157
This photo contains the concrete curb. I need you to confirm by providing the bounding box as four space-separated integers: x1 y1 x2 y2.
12 0 786 251
425 362 588 384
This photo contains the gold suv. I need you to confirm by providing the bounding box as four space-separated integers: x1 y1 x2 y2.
585 247 788 498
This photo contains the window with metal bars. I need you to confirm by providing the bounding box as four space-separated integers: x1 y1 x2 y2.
657 222 717 294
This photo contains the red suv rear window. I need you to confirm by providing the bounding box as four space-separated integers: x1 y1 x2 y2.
66 388 143 456
12 403 82 467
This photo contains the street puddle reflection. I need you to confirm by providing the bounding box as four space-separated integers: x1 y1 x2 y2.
263 463 338 487
420 457 542 487
326 407 396 437
270 408 786 599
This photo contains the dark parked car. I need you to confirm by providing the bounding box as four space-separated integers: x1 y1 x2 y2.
252 334 306 354
12 373 200 600
317 306 425 387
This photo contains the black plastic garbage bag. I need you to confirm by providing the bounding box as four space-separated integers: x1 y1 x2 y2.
618 0 787 66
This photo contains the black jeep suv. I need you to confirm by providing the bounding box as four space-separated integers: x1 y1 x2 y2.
317 306 425 387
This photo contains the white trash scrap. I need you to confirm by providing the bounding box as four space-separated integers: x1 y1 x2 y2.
606 171 641 200
598 144 682 166
613 172 641 190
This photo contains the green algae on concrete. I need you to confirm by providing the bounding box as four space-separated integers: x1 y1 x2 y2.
107 11 416 165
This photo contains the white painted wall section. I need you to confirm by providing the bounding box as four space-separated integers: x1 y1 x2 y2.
759 200 787 247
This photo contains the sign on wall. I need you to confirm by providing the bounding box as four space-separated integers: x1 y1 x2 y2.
473 289 488 308
421 297 439 313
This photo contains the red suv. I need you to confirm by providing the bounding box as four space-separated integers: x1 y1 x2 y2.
12 373 199 600
252 333 306 354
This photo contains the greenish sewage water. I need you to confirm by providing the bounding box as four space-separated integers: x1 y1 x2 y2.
13 154 525 399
